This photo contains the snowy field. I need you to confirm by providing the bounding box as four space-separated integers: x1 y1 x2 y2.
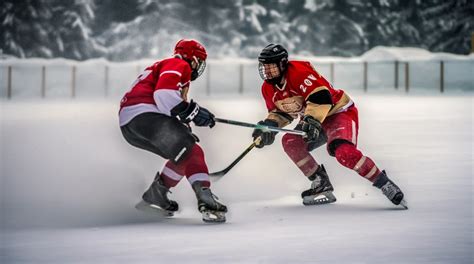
1 93 472 263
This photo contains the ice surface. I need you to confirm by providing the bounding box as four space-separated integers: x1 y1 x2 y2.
1 94 472 263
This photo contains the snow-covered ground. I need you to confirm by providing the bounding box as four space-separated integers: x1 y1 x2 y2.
1 93 472 263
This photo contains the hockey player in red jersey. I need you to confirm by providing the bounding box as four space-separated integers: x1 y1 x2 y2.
119 39 227 222
252 43 407 208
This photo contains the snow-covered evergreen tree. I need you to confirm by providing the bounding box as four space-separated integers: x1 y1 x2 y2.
1 0 472 60
1 0 105 59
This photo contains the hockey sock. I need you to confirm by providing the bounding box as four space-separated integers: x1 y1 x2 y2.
160 161 186 188
282 134 319 177
334 143 380 182
184 144 210 188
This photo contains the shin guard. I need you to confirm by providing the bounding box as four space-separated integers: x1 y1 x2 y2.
334 143 380 182
282 134 318 177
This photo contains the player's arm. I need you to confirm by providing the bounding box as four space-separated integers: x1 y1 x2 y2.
304 86 333 123
154 61 215 128
266 110 293 128
300 67 334 141
252 85 292 148
299 88 332 142
153 62 189 116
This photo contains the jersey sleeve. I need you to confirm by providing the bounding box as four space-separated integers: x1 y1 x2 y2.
295 62 331 99
295 62 333 122
153 60 192 116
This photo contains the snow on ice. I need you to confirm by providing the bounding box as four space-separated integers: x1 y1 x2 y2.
0 47 473 263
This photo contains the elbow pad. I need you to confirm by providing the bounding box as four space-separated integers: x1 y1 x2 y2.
307 89 333 105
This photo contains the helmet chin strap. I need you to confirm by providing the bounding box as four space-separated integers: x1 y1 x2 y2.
274 78 286 91
191 70 199 81
266 75 286 90
173 54 200 81
190 55 203 81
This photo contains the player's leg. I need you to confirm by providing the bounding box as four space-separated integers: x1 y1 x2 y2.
176 144 227 222
121 112 196 162
121 113 196 212
282 127 336 205
324 106 380 180
181 144 227 212
281 133 319 178
325 107 406 207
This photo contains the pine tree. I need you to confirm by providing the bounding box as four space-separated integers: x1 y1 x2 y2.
1 0 55 57
0 0 105 60
2 0 472 59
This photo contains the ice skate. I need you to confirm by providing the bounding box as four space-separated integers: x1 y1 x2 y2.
301 164 337 205
136 173 179 216
372 170 408 209
192 181 227 223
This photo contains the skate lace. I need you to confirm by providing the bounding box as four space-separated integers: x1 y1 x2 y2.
202 188 220 202
211 192 220 201
310 176 322 189
381 182 397 199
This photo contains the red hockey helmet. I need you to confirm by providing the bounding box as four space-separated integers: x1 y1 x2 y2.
174 39 207 80
174 39 207 61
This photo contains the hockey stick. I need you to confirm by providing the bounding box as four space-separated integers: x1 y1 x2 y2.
214 118 307 136
209 138 261 177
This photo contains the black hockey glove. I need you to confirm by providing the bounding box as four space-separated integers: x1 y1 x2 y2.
171 100 216 128
299 115 322 142
252 119 278 148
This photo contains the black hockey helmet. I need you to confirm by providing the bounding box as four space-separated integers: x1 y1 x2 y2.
258 44 288 85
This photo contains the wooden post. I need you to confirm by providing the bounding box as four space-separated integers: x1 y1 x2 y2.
239 64 244 94
471 33 474 53
206 63 210 95
71 65 76 98
41 66 46 98
440 61 444 93
104 65 109 97
405 62 409 93
330 62 335 84
394 61 399 90
7 66 12 99
363 61 368 92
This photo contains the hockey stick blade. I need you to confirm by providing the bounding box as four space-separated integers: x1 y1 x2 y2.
209 140 258 178
209 170 228 177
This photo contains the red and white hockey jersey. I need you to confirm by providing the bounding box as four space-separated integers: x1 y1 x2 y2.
119 57 192 126
261 60 353 126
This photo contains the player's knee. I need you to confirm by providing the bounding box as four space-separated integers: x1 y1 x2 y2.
182 144 205 164
334 142 362 168
182 144 209 175
282 134 304 152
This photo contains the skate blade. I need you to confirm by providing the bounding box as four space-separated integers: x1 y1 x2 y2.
135 200 174 217
201 210 226 223
399 199 408 210
303 192 337 206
